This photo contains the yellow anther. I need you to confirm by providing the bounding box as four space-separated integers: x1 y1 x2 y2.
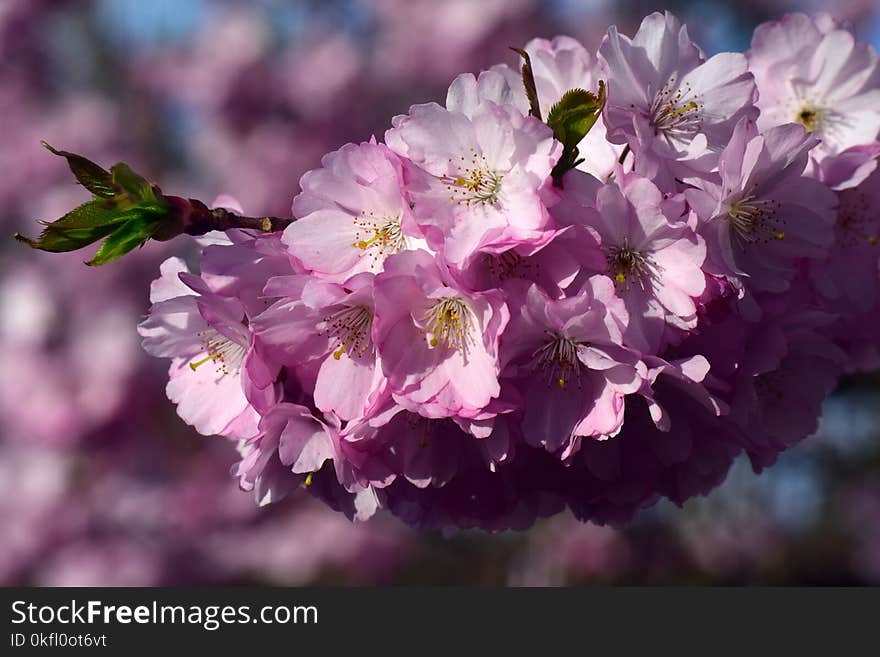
188 355 212 371
423 297 471 352
532 332 584 391
322 305 374 360
670 101 699 116
442 159 503 206
351 215 406 264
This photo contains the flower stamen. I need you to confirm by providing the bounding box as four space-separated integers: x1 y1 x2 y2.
321 304 374 360
795 103 825 132
423 297 472 351
532 331 585 390
787 79 850 142
650 77 703 140
726 194 785 246
606 239 662 291
443 148 503 206
351 212 406 268
189 329 247 376
486 250 537 282
836 191 878 247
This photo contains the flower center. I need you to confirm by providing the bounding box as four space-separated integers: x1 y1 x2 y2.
322 304 374 360
532 331 584 390
422 297 472 351
606 239 661 291
726 194 785 246
787 76 846 140
189 329 247 376
352 212 406 267
836 192 878 248
486 250 536 282
650 77 702 140
443 148 503 206
794 102 825 133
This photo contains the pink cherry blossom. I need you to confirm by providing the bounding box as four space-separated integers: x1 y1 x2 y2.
558 173 706 352
283 141 426 282
598 11 758 183
727 294 846 469
385 98 560 266
57 8 880 535
139 233 292 438
810 168 880 313
139 257 264 438
686 118 837 292
500 277 644 458
372 249 509 418
253 272 384 422
748 12 880 190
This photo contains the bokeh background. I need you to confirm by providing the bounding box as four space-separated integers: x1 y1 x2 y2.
2 0 880 586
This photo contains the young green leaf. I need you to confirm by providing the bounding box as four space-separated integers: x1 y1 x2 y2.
15 222 118 254
41 141 115 198
548 81 607 187
548 85 605 144
14 200 129 253
110 162 160 205
16 146 171 263
85 209 166 266
547 87 604 146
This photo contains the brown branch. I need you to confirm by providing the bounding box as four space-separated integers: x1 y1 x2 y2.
153 196 293 241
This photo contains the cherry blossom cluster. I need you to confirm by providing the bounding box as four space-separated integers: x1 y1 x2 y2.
139 12 880 530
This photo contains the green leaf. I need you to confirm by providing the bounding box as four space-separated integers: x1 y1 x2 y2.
15 222 118 254
49 199 132 229
110 162 159 205
15 198 169 262
510 47 542 121
42 141 115 198
17 147 181 264
546 85 605 150
14 200 130 253
548 82 607 187
85 208 167 266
